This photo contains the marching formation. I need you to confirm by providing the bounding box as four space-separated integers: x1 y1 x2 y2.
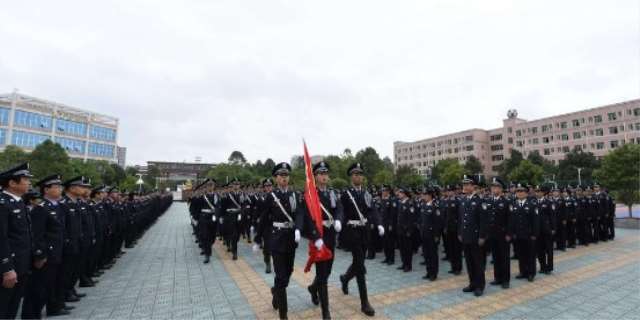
0 163 173 319
188 161 617 320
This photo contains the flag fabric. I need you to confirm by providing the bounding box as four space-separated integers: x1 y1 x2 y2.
303 140 333 273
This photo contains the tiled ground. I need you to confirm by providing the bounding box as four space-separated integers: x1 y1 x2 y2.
61 202 640 319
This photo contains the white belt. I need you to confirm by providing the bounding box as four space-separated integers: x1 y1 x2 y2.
322 220 333 228
347 220 366 226
273 222 293 229
201 209 213 213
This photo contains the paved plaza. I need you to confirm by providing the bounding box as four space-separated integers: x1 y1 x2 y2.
59 202 640 320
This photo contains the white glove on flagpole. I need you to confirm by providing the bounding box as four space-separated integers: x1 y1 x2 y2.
334 220 342 233
294 229 301 243
314 239 324 250
378 225 385 236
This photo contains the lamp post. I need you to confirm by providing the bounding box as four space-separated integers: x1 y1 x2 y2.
136 174 144 194
577 168 583 186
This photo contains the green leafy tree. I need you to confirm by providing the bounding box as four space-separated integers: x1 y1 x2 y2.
394 165 423 188
431 159 458 183
228 151 247 164
593 144 640 218
355 147 385 182
372 169 394 186
558 150 599 186
527 150 559 181
330 177 349 189
508 160 544 185
28 140 74 180
0 145 29 170
497 149 524 179
464 155 484 176
441 162 465 187
70 159 102 185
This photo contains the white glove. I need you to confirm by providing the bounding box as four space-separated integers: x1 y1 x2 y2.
237 214 242 221
378 225 385 236
334 220 342 233
212 215 216 222
314 238 324 250
294 229 301 243
250 226 255 234
194 220 198 226
252 243 260 252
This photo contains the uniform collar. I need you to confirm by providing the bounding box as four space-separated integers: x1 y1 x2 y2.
2 190 22 202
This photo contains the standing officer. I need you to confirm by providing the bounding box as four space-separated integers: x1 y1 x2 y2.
299 161 343 320
535 185 555 274
551 186 567 251
442 185 462 275
458 175 487 297
575 186 592 246
255 163 301 320
564 187 578 249
378 185 397 265
486 177 511 289
417 186 442 281
77 179 96 288
0 163 33 319
509 183 539 282
60 176 87 303
395 187 416 273
338 163 383 317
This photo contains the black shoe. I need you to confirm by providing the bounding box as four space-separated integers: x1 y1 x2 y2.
381 259 389 264
79 282 95 288
528 275 535 282
442 256 449 261
452 270 462 275
366 256 375 260
474 289 483 297
422 274 430 280
204 256 210 264
516 274 526 279
539 270 546 274
545 270 553 275
63 306 75 311
308 284 319 305
501 282 510 289
361 304 375 317
429 275 437 281
340 275 349 295
47 309 71 316
271 287 278 310
65 295 80 303
462 286 474 293
403 267 412 272
73 291 86 298
232 253 238 260
490 280 501 286
420 261 426 265
265 264 272 274
396 265 405 270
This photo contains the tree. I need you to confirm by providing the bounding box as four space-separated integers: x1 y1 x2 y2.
107 163 127 186
527 150 558 181
372 169 394 186
355 147 385 182
594 144 640 218
70 159 103 185
558 150 599 186
508 160 544 185
228 151 247 164
440 162 465 187
464 155 484 176
0 145 28 170
382 156 394 171
330 177 349 189
394 165 423 188
28 140 74 180
497 149 524 179
431 159 458 183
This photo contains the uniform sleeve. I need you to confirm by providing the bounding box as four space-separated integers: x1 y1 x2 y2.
0 204 15 274
507 201 515 237
334 191 345 223
531 201 541 237
254 195 269 244
30 206 48 261
457 200 463 238
478 199 488 240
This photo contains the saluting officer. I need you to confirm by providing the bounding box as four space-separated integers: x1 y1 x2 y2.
0 163 34 319
458 175 487 297
417 186 443 281
486 177 511 289
299 161 343 320
338 163 382 317
509 183 540 282
255 163 301 320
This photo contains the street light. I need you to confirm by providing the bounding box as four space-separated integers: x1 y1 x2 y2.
577 168 583 186
136 174 144 194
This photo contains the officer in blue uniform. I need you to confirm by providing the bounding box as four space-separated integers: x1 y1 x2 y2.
417 186 442 281
486 177 511 289
458 175 487 297
535 185 555 274
509 183 540 282
378 185 397 265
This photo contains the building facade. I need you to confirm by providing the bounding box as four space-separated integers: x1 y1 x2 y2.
147 161 216 184
0 91 121 163
394 99 640 178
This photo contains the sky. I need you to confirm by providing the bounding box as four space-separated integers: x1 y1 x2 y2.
0 0 638 166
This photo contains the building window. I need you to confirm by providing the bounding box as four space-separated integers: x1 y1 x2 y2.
56 119 88 137
541 124 551 132
492 155 504 161
0 129 6 145
594 128 603 136
608 112 617 121
89 125 116 142
0 107 10 125
609 126 619 134
490 134 503 141
88 142 115 158
516 130 522 137
560 121 567 129
634 108 640 116
532 138 539 145
491 144 503 151
11 130 51 148
561 134 569 141
465 145 474 151
54 137 86 154
596 142 604 150
562 146 570 153
543 148 551 155
13 110 53 131
508 137 513 144
507 127 512 133
573 132 581 139
610 140 619 149
594 115 602 123
465 135 473 142
542 137 550 144
572 119 580 127
531 127 538 134
516 141 524 147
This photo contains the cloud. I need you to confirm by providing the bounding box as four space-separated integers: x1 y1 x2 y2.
0 0 637 166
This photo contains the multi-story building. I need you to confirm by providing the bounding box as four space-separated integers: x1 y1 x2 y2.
394 99 640 178
147 161 217 184
0 91 121 163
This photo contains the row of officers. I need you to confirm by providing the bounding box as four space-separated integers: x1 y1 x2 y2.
0 162 174 319
187 161 616 320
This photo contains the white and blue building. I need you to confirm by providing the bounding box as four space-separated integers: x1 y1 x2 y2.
0 91 123 164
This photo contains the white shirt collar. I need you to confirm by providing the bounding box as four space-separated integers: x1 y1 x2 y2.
3 190 22 202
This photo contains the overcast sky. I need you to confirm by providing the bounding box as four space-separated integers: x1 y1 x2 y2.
1 0 638 166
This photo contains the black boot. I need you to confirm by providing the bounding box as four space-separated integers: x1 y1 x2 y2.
339 274 350 295
271 287 278 310
356 275 375 317
204 256 210 264
308 281 319 305
319 284 331 319
278 288 288 320
265 257 272 274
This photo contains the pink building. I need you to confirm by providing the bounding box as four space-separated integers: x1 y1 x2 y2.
394 99 640 178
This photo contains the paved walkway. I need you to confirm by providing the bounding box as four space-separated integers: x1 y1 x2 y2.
60 202 640 319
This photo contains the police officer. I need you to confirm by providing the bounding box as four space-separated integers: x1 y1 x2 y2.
299 161 343 320
395 186 416 273
338 162 382 317
378 185 397 265
417 186 442 281
458 175 487 297
254 178 274 274
199 180 219 264
535 185 555 274
221 178 244 260
0 163 34 319
509 183 539 282
60 176 87 303
255 163 301 320
486 177 511 289
575 186 592 245
442 185 462 275
551 186 567 251
564 187 578 248
77 178 96 288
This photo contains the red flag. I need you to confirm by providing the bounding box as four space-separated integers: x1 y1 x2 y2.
303 140 333 272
